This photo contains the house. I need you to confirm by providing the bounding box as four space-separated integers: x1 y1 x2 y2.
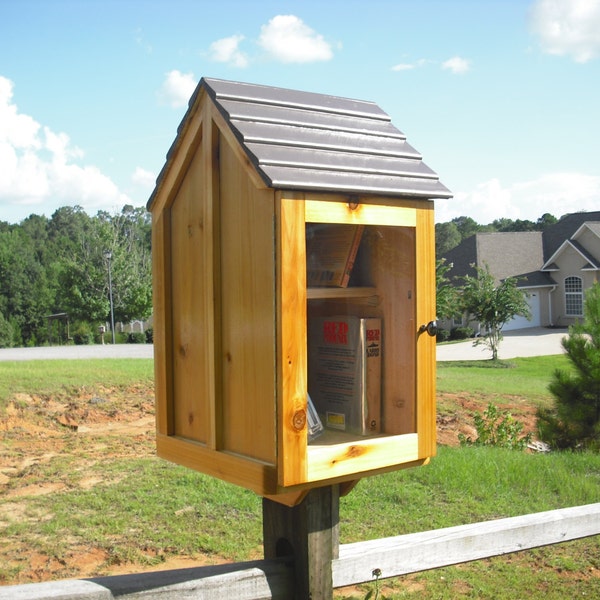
442 211 600 332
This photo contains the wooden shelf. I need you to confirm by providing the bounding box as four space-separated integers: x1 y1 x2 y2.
307 286 378 300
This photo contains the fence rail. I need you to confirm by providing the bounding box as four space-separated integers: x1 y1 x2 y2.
2 503 599 600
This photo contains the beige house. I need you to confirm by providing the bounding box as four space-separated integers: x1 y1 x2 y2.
442 211 600 332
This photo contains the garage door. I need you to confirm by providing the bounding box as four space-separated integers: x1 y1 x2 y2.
503 290 541 331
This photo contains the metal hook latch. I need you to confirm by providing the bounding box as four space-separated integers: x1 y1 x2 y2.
419 320 438 337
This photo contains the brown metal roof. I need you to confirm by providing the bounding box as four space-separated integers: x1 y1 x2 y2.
148 78 451 209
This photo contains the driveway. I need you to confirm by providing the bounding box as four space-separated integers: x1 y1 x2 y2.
0 344 154 361
436 327 568 361
0 328 568 362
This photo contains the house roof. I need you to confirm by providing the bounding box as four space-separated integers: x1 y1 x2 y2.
444 231 544 285
542 211 600 261
541 218 600 271
513 270 557 288
442 211 600 290
148 78 452 210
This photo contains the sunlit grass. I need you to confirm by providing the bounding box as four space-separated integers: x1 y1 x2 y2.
437 355 570 400
0 359 154 407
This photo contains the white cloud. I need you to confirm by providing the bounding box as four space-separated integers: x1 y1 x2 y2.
435 173 600 224
157 70 197 109
442 56 471 74
131 166 156 189
0 75 131 223
258 15 333 63
209 34 248 68
391 63 416 71
391 58 430 72
530 0 600 63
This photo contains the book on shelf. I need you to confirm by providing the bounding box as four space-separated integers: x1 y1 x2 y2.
306 223 364 288
308 315 382 436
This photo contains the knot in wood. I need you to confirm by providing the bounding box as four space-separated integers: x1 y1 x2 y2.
292 409 306 431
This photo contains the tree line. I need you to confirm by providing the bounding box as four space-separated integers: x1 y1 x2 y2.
436 212 558 256
0 205 152 348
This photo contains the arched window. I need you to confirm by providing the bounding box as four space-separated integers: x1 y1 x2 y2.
564 276 583 316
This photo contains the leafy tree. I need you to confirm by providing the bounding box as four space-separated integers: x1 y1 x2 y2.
0 228 53 344
435 221 461 256
460 263 530 360
0 311 15 348
436 258 460 321
538 283 600 450
451 215 480 241
536 212 558 230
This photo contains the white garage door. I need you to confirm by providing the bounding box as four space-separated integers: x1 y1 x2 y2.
503 290 541 331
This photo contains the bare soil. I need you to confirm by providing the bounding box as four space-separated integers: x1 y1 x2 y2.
0 386 540 586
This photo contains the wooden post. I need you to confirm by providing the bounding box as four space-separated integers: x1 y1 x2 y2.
263 485 340 599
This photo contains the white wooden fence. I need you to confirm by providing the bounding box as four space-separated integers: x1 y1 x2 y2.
2 503 599 600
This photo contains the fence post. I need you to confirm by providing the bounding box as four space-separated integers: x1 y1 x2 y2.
263 485 339 599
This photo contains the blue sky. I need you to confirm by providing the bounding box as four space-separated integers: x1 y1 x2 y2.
1 0 599 224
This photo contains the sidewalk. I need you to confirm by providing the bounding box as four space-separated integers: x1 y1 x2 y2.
0 344 154 361
436 327 568 361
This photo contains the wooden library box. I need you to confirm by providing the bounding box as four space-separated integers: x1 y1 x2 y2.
147 78 451 505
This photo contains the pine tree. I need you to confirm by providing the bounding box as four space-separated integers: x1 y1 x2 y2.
538 283 600 450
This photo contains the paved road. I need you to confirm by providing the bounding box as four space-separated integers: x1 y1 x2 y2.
436 327 568 361
0 343 154 361
0 327 568 362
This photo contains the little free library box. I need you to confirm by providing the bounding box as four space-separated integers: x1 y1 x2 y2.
147 78 451 505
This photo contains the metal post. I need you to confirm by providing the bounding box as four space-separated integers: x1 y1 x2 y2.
104 251 116 344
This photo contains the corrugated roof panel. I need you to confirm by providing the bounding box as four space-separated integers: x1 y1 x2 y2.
232 120 421 159
262 166 452 198
218 99 406 140
245 143 438 179
204 77 389 120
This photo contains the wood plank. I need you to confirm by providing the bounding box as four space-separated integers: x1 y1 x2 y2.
202 106 221 451
157 434 278 496
307 434 418 482
210 101 269 191
152 210 172 436
149 88 207 216
372 226 416 435
304 199 416 227
415 203 437 458
333 502 600 588
169 132 210 443
0 559 294 600
277 194 308 487
219 134 277 464
307 286 377 300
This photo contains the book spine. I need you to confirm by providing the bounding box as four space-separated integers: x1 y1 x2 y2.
361 318 382 434
340 224 365 288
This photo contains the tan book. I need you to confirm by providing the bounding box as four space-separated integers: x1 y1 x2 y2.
306 224 364 288
308 315 382 435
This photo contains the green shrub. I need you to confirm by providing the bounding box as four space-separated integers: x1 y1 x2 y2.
72 322 94 345
459 402 532 451
450 326 474 340
436 328 450 343
145 327 153 344
126 332 146 344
